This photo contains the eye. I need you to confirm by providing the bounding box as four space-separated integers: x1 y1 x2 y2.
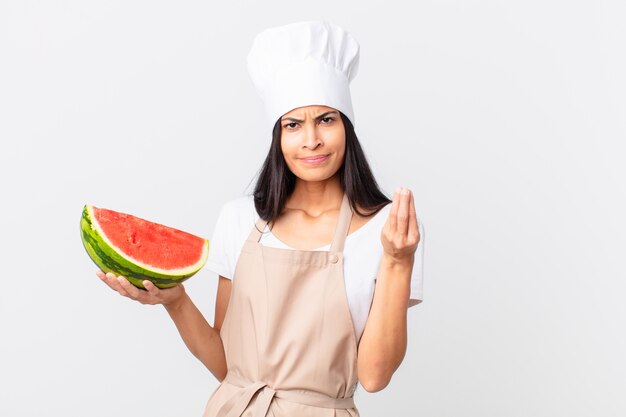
283 122 299 130
320 117 334 124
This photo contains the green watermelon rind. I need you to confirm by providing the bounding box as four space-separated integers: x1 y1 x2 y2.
80 205 209 289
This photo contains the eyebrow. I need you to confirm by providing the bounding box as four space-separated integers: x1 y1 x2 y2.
281 110 339 123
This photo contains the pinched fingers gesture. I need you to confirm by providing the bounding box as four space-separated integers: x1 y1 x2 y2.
96 270 185 307
381 188 421 263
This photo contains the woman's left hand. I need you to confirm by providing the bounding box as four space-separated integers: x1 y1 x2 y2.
381 187 420 265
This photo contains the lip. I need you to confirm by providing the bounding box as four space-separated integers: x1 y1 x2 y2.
299 154 330 165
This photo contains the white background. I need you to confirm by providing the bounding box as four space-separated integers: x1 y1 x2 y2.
1 1 625 416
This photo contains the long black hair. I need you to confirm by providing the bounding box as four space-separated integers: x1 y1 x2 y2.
252 111 391 225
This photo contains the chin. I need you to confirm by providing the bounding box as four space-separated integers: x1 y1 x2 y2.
293 170 340 183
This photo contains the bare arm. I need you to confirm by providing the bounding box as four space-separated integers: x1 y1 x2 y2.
356 188 420 392
97 271 232 381
164 275 231 381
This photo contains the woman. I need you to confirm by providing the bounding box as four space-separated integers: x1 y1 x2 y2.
97 21 424 417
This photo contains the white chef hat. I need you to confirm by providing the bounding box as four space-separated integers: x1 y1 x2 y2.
247 20 360 134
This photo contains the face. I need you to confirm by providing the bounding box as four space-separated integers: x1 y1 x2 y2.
280 105 346 183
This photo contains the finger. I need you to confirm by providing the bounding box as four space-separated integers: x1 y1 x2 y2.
143 280 161 297
408 190 419 243
386 188 401 231
117 276 143 300
397 188 410 237
104 272 130 296
102 272 120 289
96 270 105 279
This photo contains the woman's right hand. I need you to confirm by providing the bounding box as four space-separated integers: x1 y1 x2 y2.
96 270 186 308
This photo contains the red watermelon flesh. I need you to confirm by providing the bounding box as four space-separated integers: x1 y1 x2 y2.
91 207 207 272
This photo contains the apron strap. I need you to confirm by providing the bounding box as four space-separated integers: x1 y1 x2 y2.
246 193 353 252
329 193 353 254
247 217 269 243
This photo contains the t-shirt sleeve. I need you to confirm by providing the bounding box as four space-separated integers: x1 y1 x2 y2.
409 218 425 307
205 202 236 280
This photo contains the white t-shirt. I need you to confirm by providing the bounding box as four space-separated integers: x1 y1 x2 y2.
206 195 425 342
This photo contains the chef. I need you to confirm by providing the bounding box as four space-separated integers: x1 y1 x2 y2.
98 20 425 417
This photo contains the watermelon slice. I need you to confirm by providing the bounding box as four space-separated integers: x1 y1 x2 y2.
80 205 209 289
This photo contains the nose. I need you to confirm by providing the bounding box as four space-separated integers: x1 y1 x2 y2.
302 122 322 150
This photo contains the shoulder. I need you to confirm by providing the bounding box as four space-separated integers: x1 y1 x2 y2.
356 202 391 229
213 195 259 237
208 196 257 253
207 195 258 279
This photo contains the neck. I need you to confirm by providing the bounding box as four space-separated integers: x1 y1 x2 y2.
286 175 343 216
